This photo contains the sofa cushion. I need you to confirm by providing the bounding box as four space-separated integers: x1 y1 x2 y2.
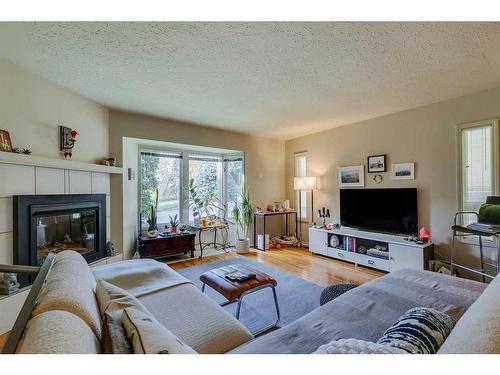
122 307 196 354
313 338 406 354
102 312 132 354
139 283 254 354
377 307 455 354
32 251 102 339
438 273 500 354
96 280 149 317
17 310 100 354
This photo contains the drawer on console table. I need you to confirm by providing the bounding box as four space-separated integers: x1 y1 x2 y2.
138 233 195 259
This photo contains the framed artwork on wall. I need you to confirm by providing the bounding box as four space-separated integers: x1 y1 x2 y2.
391 162 415 180
337 165 365 187
367 154 386 173
0 130 12 152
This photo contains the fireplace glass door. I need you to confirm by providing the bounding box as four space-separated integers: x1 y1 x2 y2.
35 209 98 265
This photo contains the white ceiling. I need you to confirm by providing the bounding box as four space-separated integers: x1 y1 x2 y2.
1 22 500 139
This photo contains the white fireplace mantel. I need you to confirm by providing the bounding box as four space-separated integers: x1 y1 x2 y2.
0 151 123 174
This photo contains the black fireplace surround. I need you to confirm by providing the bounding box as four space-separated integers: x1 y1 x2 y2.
14 194 107 286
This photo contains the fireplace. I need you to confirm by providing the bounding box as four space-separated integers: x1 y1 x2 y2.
13 194 107 286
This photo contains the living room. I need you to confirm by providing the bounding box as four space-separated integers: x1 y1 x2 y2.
1 1 500 372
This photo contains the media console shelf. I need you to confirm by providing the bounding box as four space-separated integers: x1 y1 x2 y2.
309 227 434 272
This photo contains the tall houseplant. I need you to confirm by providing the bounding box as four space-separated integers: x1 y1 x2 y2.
145 188 159 237
231 188 254 254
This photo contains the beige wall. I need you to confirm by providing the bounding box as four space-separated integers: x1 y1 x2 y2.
286 87 500 270
0 58 109 162
109 110 286 258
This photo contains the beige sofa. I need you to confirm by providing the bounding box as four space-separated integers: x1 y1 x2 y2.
13 251 253 354
8 250 500 354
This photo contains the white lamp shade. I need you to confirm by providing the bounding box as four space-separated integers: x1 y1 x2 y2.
294 176 318 191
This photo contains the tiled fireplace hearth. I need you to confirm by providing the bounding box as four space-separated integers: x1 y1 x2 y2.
14 194 107 286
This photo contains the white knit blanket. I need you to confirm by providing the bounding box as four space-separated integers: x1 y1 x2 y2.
92 259 191 297
313 338 407 354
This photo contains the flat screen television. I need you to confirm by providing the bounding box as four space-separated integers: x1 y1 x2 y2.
340 188 418 235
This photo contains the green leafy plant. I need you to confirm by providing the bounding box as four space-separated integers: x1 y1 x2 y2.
169 214 180 228
186 178 227 220
145 187 159 231
231 188 254 240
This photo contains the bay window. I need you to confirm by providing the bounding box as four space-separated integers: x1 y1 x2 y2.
140 147 244 228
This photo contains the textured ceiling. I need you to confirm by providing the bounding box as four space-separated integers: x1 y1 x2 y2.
1 22 500 139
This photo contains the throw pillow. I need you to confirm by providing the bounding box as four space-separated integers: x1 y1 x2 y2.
102 312 133 354
377 307 456 354
122 307 197 354
313 338 406 354
95 280 149 316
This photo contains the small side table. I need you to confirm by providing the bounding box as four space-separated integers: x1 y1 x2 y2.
189 223 230 258
253 210 298 251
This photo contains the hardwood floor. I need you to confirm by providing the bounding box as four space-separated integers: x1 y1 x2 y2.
170 247 384 287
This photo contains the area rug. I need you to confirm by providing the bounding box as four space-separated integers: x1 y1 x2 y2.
176 257 323 334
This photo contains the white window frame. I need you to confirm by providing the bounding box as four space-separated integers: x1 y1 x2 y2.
295 152 308 221
456 118 499 246
139 146 245 229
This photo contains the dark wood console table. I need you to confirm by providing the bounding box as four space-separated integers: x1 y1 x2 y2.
138 232 195 260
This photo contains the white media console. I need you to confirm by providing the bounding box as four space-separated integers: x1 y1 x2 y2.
309 227 434 272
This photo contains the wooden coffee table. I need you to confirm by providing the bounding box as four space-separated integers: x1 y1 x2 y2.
200 264 280 336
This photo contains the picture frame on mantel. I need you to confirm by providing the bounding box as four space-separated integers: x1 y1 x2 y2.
0 130 13 152
337 165 365 187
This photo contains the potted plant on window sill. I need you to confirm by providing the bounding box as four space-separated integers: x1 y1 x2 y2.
169 214 180 234
231 188 254 254
145 188 159 238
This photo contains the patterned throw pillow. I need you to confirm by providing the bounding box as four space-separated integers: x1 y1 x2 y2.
377 307 456 354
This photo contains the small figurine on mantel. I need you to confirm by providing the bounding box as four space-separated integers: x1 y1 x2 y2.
106 241 117 257
0 272 20 295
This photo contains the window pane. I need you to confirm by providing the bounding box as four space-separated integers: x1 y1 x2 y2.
189 155 222 220
461 125 492 224
226 159 244 215
140 152 181 227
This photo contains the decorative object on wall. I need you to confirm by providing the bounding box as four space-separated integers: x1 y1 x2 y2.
372 174 383 184
391 162 415 180
367 154 386 173
0 129 13 152
59 125 78 160
337 165 365 187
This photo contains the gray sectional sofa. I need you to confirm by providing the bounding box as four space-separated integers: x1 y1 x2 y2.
6 250 500 354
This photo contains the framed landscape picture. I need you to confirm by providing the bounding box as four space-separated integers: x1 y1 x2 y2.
367 154 386 173
337 165 365 187
391 162 415 180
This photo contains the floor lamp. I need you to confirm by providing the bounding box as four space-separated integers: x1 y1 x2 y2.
294 176 318 247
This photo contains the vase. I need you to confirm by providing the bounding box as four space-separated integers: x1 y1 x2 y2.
235 238 250 254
